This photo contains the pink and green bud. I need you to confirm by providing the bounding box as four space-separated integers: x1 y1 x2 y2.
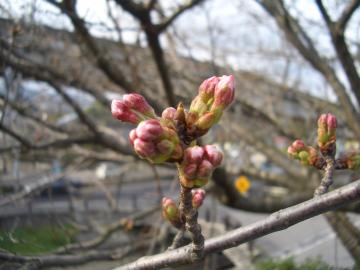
111 93 156 125
337 152 360 170
192 189 206 209
288 140 321 167
317 113 337 149
198 76 219 103
122 93 156 117
189 96 208 116
197 160 213 178
162 197 182 228
136 119 163 141
179 145 222 188
184 146 204 164
111 100 140 124
287 139 306 159
161 107 177 120
130 119 182 163
204 145 223 166
212 75 235 109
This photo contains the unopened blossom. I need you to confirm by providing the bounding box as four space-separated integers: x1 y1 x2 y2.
161 107 177 120
211 75 235 110
188 75 235 136
129 119 182 163
162 197 182 228
192 189 206 209
179 145 223 188
288 140 321 167
337 152 360 170
111 93 156 124
317 113 337 149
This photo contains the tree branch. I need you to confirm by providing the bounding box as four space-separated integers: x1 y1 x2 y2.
156 0 205 33
338 0 360 31
113 179 360 270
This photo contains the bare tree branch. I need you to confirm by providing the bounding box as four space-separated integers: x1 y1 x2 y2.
113 179 360 270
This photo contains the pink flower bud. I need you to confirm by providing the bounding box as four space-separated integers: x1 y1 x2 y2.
192 189 206 209
318 114 327 125
134 138 156 157
212 75 235 109
184 146 204 164
198 160 213 178
326 114 337 132
183 163 198 179
317 113 337 150
123 93 155 117
292 140 306 151
111 99 140 124
136 119 163 141
199 76 219 102
162 197 182 228
204 145 223 166
161 107 177 120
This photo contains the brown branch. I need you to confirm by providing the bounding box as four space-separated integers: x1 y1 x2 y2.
258 0 360 139
315 0 360 109
337 0 360 31
156 0 205 33
0 93 67 134
49 82 99 135
113 179 360 270
0 122 32 148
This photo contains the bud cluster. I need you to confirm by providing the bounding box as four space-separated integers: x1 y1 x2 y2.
287 139 321 166
317 113 337 155
129 119 182 163
187 75 235 136
179 145 223 188
111 76 234 235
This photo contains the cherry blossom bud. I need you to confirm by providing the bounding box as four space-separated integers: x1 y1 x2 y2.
204 145 223 166
212 75 235 109
198 76 219 103
189 96 208 116
184 146 204 164
131 119 182 163
111 100 140 124
136 119 163 141
195 111 218 130
111 93 156 125
134 138 156 157
317 113 337 154
123 93 156 117
162 107 177 120
183 163 197 179
179 145 222 188
288 140 321 167
192 189 206 209
287 139 306 159
198 160 213 178
162 197 182 228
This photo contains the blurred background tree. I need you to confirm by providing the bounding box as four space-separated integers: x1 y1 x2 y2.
0 0 359 269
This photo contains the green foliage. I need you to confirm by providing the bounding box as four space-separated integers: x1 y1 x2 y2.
255 257 334 270
0 224 77 254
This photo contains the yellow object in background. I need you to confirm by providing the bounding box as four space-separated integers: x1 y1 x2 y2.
235 175 251 194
